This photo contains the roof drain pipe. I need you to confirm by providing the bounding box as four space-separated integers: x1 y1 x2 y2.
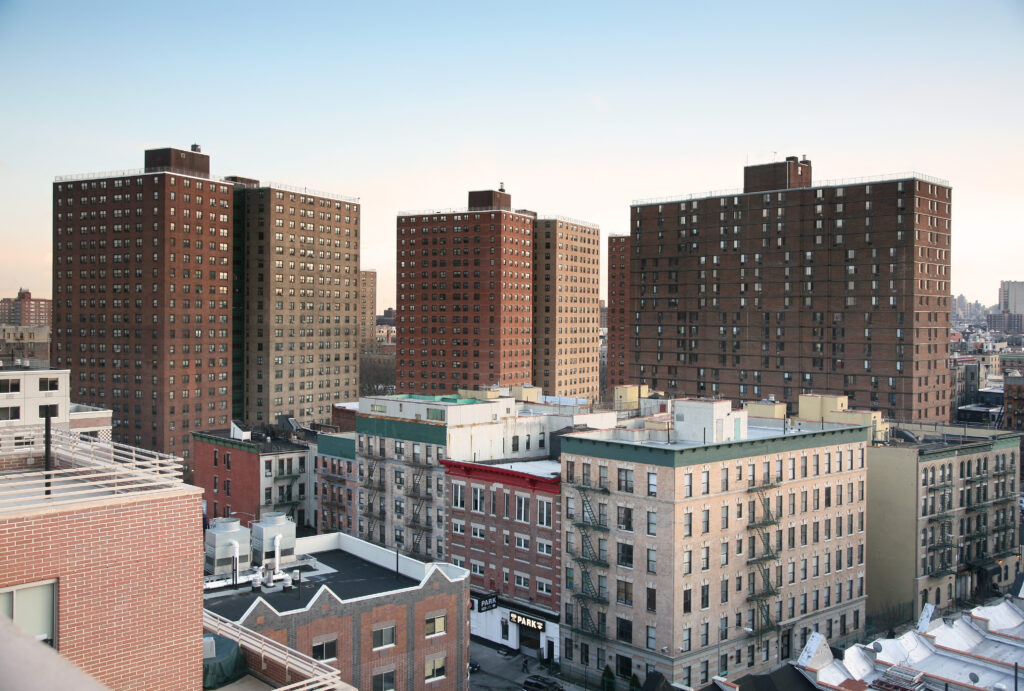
228 540 239 588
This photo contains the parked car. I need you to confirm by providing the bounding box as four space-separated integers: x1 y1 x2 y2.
522 675 564 691
468 659 481 673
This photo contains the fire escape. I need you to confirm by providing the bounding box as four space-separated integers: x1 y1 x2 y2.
925 475 955 577
568 475 609 641
746 474 780 636
404 459 434 558
360 457 385 542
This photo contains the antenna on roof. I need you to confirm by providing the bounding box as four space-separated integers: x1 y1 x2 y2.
499 182 505 193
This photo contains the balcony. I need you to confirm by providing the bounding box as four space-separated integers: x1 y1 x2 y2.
748 513 779 530
926 538 955 552
926 481 954 492
568 477 610 494
402 455 433 470
748 549 779 566
964 473 990 484
574 516 609 532
747 585 779 602
992 466 1014 477
927 511 953 524
747 478 780 492
405 514 434 532
360 506 385 520
360 477 384 491
568 546 609 568
404 484 432 501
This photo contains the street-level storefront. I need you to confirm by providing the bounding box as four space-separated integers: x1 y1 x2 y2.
469 591 560 662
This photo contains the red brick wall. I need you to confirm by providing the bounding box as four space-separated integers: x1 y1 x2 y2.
607 235 631 393
0 489 204 690
193 437 261 523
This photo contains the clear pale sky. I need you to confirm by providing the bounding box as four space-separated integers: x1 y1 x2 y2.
1 1 1021 311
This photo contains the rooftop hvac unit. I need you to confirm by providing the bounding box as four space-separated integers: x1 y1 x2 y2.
251 512 296 569
204 517 251 577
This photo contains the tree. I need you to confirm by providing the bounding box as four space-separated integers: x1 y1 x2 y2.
359 352 395 396
601 665 615 691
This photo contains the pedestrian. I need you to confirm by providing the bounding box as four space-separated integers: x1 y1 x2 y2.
522 655 529 673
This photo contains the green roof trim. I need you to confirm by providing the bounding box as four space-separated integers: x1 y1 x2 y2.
191 431 258 453
390 393 484 404
356 415 447 445
318 433 355 460
560 426 872 468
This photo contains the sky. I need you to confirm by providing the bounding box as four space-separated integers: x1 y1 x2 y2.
0 1 1021 312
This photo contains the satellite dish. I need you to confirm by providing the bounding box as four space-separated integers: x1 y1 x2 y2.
871 642 882 652
969 672 979 683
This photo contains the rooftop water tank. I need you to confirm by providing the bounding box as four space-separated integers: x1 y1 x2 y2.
204 517 251 576
251 512 296 567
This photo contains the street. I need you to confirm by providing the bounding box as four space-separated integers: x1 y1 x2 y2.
469 638 585 691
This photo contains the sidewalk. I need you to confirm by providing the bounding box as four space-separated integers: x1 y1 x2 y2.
469 638 585 691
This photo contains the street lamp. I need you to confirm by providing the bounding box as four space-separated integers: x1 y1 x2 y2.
716 625 754 678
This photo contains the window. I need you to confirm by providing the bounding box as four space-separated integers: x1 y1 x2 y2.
617 506 633 531
372 670 396 691
515 573 530 589
647 472 658 496
538 499 553 527
616 579 633 605
616 617 633 644
617 468 634 493
0 379 20 393
515 495 530 522
373 626 396 649
38 378 59 392
0 406 21 421
472 486 485 512
425 656 446 682
452 483 465 509
0 581 55 646
617 542 633 568
425 615 446 636
312 638 337 660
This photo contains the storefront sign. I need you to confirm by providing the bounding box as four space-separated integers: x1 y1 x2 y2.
476 594 498 613
510 611 546 631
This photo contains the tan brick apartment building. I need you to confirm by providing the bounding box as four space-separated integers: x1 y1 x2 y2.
442 459 563 662
626 157 952 423
606 235 630 394
396 188 601 401
52 146 233 463
532 217 601 402
558 397 869 688
866 422 1020 621
359 269 378 351
231 182 360 427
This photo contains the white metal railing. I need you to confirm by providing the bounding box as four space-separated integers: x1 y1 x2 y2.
534 214 600 229
251 181 360 205
0 427 185 514
203 610 353 691
54 166 233 185
631 171 951 206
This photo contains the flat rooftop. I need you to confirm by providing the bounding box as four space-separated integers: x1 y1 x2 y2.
0 428 188 515
203 548 417 621
567 418 866 452
193 429 309 454
487 460 561 479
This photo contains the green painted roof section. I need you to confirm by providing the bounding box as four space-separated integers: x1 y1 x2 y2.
192 431 257 453
916 432 1022 460
561 425 872 468
356 415 447 445
318 433 355 460
390 393 484 404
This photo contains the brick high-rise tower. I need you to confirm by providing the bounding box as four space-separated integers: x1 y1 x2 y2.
606 234 631 393
396 189 536 393
629 157 951 422
230 182 360 427
357 269 377 351
532 217 601 402
52 146 233 465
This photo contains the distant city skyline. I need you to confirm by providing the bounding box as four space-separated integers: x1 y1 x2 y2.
1 1 1022 308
